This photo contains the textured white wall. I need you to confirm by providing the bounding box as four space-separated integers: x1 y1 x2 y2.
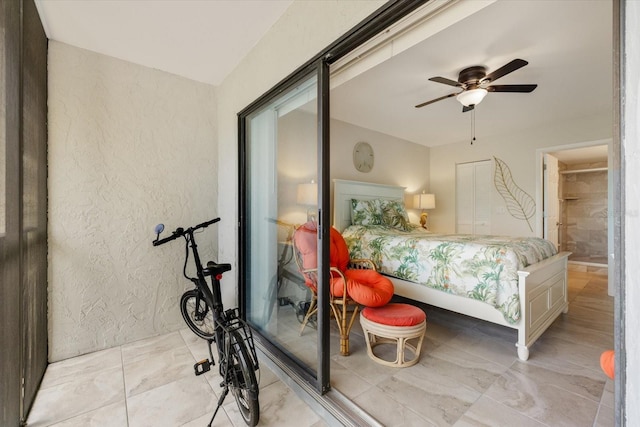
48 42 217 361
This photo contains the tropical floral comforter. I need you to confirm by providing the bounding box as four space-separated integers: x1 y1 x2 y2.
342 225 557 324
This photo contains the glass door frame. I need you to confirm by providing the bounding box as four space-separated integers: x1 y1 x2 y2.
238 0 436 395
238 65 330 391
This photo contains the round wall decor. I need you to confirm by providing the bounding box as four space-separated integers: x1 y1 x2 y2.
353 141 374 173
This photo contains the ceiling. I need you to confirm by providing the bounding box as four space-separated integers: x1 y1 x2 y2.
34 0 611 163
34 0 292 85
330 0 613 154
550 145 609 166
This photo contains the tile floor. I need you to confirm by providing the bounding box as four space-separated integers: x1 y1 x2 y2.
26 328 327 427
327 265 614 426
27 267 614 426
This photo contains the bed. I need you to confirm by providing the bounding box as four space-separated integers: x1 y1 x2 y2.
333 179 570 361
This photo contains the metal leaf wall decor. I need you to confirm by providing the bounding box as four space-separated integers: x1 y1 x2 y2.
493 157 535 232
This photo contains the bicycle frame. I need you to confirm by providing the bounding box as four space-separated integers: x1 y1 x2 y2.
154 219 224 339
185 228 225 341
153 218 259 426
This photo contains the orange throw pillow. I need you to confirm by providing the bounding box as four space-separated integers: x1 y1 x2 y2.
600 350 614 379
329 227 350 272
362 303 426 326
344 269 394 307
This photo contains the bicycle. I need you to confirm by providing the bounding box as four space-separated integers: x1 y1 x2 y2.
152 218 260 426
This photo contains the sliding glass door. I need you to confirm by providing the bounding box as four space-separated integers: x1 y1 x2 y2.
239 1 430 398
241 68 330 391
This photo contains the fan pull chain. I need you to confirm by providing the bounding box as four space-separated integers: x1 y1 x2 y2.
470 109 476 145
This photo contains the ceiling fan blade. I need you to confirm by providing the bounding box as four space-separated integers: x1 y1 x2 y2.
428 76 463 87
488 84 537 93
462 105 474 113
483 59 528 83
415 92 457 108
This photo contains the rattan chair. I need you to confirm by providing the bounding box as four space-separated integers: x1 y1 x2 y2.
292 221 393 356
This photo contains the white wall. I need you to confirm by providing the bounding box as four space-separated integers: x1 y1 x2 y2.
330 118 429 223
429 112 612 236
276 111 430 226
48 42 217 361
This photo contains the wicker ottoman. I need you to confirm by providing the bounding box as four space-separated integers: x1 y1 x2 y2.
360 303 427 367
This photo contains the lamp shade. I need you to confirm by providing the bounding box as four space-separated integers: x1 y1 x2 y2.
456 88 488 107
414 193 435 210
297 180 317 206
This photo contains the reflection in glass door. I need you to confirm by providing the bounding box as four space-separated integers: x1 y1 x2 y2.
243 75 321 380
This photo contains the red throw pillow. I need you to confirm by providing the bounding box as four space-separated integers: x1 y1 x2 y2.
295 223 350 272
344 269 394 307
294 223 351 291
362 303 426 326
294 222 319 271
330 227 350 272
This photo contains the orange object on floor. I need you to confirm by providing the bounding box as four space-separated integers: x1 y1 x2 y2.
600 350 614 379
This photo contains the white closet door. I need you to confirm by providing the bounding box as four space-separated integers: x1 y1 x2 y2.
456 163 474 234
456 160 492 234
474 161 492 234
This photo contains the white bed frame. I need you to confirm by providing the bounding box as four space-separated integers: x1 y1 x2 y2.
333 179 570 361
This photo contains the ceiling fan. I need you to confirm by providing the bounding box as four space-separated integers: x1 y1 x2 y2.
415 58 537 112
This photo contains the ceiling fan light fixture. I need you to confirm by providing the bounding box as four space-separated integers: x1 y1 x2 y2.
456 88 488 107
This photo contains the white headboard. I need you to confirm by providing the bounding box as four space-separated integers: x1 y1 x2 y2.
333 179 406 232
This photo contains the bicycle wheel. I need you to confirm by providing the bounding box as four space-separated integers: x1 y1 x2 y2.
227 331 260 426
180 290 215 339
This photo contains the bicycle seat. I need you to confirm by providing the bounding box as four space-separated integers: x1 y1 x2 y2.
205 261 232 276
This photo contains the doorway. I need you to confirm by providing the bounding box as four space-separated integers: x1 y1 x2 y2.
539 140 612 294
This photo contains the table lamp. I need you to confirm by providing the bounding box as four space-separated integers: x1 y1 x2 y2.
414 192 435 230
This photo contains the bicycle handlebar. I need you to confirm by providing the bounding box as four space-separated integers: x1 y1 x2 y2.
152 217 220 246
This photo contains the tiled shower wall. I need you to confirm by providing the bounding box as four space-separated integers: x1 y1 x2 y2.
560 162 608 264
